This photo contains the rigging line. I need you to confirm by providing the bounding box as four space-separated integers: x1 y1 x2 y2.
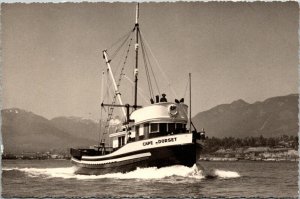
145 46 160 96
105 83 117 124
100 54 113 101
142 37 160 96
116 37 134 87
99 107 104 141
101 63 115 134
139 31 154 99
105 36 134 128
178 103 196 131
183 77 189 99
107 33 133 92
143 49 154 99
101 70 108 113
110 30 133 61
107 28 134 53
139 32 160 96
123 75 149 103
112 41 129 77
99 70 105 143
139 30 178 99
111 36 133 107
113 36 133 82
140 31 156 99
103 75 113 103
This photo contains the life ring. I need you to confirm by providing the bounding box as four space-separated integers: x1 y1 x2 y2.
168 104 178 117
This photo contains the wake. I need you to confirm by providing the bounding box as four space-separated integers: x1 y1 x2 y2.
3 165 240 180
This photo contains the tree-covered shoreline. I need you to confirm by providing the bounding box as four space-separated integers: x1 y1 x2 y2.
202 135 298 154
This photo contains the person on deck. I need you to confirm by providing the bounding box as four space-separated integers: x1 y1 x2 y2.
160 93 167 102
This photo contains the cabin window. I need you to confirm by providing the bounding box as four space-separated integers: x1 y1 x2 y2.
144 123 149 139
174 123 187 133
168 123 175 134
159 123 167 133
149 123 159 138
135 125 140 141
175 123 183 133
118 136 125 147
150 123 158 133
121 136 125 146
118 137 121 147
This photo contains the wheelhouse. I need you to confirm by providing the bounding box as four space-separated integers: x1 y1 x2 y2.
109 101 189 150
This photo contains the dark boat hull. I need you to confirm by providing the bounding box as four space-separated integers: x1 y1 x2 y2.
72 143 201 175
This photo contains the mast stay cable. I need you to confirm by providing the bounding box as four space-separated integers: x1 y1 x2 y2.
139 30 178 99
107 28 134 54
139 31 161 97
123 74 149 103
139 32 154 100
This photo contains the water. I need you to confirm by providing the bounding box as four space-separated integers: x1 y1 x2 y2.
2 159 298 198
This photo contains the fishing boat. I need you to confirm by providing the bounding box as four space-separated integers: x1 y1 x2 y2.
70 4 206 175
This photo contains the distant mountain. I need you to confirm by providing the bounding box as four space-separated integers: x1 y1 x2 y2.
193 94 298 138
50 116 99 141
2 94 298 153
1 108 97 153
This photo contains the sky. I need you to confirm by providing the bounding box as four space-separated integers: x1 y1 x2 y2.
2 2 299 120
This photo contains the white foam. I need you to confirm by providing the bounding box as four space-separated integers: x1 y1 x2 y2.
214 169 240 178
93 164 205 180
3 167 76 178
3 165 240 180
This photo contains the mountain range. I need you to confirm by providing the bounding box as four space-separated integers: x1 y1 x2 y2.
2 94 298 153
193 93 298 138
1 109 99 153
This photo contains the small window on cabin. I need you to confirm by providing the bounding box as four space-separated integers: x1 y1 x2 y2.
118 137 122 148
159 123 167 133
168 123 175 134
121 136 125 146
118 136 125 147
150 123 158 133
175 123 183 133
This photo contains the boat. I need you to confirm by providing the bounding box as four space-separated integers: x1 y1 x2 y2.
70 4 206 175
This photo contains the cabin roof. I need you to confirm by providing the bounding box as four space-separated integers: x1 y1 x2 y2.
130 102 188 124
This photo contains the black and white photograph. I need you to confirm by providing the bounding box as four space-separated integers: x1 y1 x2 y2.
1 1 299 198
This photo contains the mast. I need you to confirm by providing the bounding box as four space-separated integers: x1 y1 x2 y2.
102 50 127 118
134 3 139 109
189 73 192 133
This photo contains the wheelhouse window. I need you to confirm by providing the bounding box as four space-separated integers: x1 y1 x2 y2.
168 123 175 134
148 122 187 138
150 123 158 133
159 123 167 133
149 123 159 138
175 123 187 133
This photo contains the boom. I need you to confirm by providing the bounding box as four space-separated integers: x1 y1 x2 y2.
102 50 127 118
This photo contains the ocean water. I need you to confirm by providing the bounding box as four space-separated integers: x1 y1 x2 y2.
2 159 298 198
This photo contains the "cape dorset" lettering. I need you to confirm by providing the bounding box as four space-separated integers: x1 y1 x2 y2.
142 137 177 146
156 137 177 144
